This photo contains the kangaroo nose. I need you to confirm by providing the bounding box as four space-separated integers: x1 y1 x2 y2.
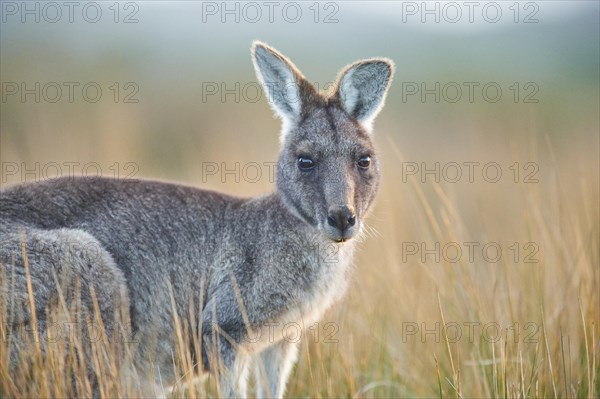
327 206 356 232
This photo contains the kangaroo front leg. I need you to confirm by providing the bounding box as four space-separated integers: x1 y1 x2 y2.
219 352 250 398
255 340 299 399
201 324 250 398
201 294 253 398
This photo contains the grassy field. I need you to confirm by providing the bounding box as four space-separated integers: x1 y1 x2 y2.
1 2 599 398
1 121 598 397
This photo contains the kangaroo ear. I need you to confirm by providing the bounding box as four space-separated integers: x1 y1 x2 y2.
252 41 307 124
335 59 394 131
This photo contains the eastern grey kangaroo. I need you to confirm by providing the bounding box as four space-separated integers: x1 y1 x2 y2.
0 41 394 397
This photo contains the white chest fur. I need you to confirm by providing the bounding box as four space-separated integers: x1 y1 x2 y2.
243 242 356 353
299 241 356 325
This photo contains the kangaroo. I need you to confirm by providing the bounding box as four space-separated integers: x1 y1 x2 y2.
0 41 393 398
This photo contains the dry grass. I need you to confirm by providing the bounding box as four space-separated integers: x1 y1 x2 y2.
1 120 598 398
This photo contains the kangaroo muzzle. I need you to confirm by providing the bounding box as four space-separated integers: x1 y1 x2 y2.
325 205 357 242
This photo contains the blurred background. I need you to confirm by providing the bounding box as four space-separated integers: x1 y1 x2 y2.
1 1 598 397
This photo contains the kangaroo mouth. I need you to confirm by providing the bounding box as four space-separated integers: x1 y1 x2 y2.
324 223 357 243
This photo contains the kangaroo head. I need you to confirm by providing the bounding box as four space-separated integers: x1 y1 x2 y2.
252 41 394 243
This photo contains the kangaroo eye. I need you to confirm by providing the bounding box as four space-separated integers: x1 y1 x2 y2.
357 156 371 169
298 156 316 170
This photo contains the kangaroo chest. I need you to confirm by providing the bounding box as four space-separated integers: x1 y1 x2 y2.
288 242 356 328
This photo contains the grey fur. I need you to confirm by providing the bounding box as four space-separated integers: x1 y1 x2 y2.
0 41 393 398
